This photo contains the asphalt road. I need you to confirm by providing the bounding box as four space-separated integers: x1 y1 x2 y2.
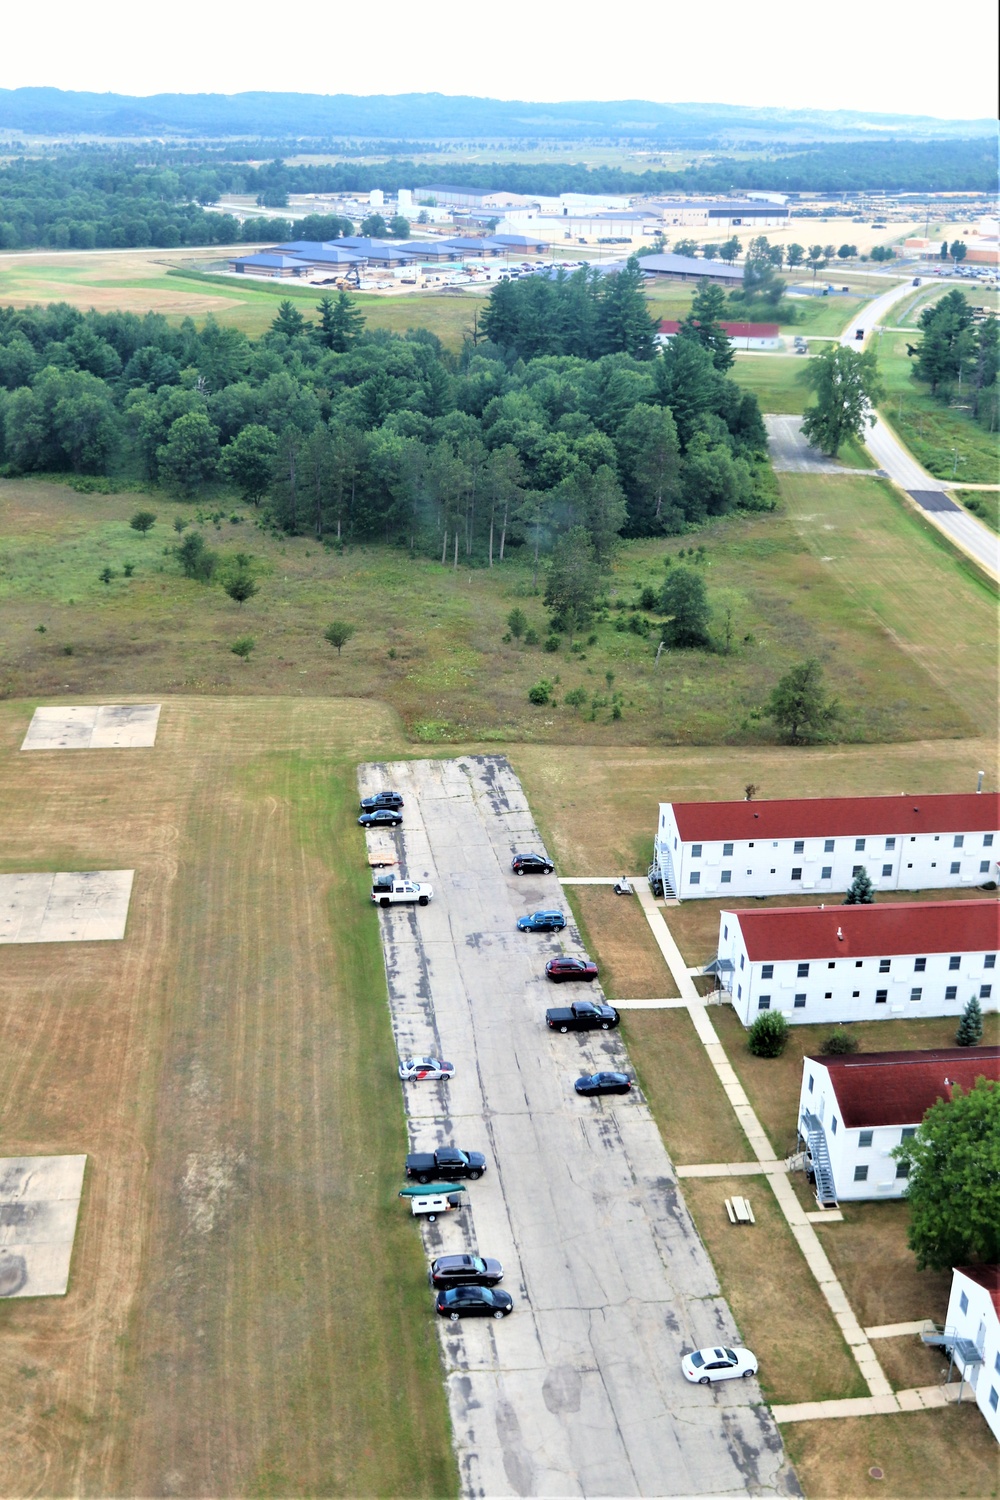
360 755 798 1499
763 415 859 474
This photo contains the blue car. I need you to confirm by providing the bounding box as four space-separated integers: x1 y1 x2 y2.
517 910 566 933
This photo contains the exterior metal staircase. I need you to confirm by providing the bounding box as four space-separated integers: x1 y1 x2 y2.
801 1111 838 1208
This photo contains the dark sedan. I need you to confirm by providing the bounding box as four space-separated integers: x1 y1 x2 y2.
575 1072 633 1097
430 1254 504 1290
358 809 403 828
360 791 404 812
517 910 566 932
435 1285 514 1321
545 956 599 983
511 852 554 875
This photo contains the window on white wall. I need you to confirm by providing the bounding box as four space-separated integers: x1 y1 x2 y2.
876 989 888 1003
954 835 965 848
985 834 995 847
990 1388 998 1413
960 1291 969 1315
821 866 832 879
689 872 700 885
855 838 866 852
793 840 804 854
946 986 958 1000
853 1165 868 1182
691 844 702 858
982 861 992 873
879 958 891 973
762 964 774 979
914 957 926 972
723 842 733 856
797 962 810 977
885 837 896 851
831 1116 838 1134
882 864 893 877
807 1074 814 1093
910 987 923 1001
794 994 806 1008
950 862 961 874
791 867 802 880
949 956 961 970
859 1130 873 1147
824 839 835 853
981 984 992 999
721 871 731 883
896 1159 910 1178
758 996 771 1010
985 954 996 969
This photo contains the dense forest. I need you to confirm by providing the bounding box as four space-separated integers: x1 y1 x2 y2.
0 266 772 569
0 136 994 252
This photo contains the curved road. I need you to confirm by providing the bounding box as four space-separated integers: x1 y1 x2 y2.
840 277 999 578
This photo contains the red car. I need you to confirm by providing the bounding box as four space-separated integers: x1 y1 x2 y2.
545 957 599 983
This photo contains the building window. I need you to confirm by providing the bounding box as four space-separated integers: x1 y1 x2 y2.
910 987 923 1001
770 869 776 875
737 984 742 999
824 991 832 999
959 1291 969 1315
901 1127 916 1140
854 1165 869 1182
945 986 957 1000
885 837 896 851
855 838 866 852
691 844 702 858
990 1388 999 1413
995 1352 1000 1375
896 1159 910 1178
853 865 863 876
740 954 745 970
793 840 805 855
758 996 771 1011
824 839 835 853
859 1130 873 1148
982 861 992 873
879 959 891 973
797 962 810 978
954 834 964 848
981 984 992 1000
855 960 863 968
723 842 733 857
689 871 701 885
914 957 926 972
794 994 806 1008
831 1116 838 1135
721 870 732 884
950 862 960 874
852 990 860 998
821 866 832 879
985 834 995 848
762 964 774 979
876 990 888 1003
882 864 893 877
807 1074 814 1093
985 954 996 969
949 956 961 970
791 867 802 880
748 842 754 848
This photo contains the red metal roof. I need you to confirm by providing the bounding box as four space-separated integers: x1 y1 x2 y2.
657 320 779 336
728 898 1000 961
669 792 1000 843
955 1265 1000 1317
808 1047 999 1128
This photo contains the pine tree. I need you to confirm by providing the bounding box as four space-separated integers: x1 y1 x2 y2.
955 995 984 1047
843 868 875 904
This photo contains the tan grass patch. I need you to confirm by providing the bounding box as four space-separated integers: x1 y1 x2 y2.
784 1405 1000 1500
623 1009 751 1165
566 885 676 998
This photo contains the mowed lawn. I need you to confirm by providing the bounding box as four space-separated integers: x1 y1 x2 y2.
0 697 456 1498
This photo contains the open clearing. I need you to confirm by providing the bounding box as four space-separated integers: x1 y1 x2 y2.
0 695 455 1498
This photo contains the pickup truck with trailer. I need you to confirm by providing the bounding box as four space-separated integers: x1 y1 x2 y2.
546 999 621 1033
371 873 433 906
405 1146 487 1183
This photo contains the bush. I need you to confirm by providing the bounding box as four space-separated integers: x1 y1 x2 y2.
129 509 157 535
628 613 649 637
563 687 588 710
175 531 217 582
543 635 560 653
821 1029 859 1056
528 680 553 705
747 1011 789 1058
507 606 527 639
638 586 658 611
956 995 983 1047
524 627 539 646
231 635 255 660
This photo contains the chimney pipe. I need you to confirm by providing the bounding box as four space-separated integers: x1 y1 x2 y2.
836 926 844 940
977 771 984 793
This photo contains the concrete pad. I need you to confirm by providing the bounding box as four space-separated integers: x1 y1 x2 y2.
676 1162 775 1179
864 1320 933 1339
0 871 134 943
805 1209 844 1223
21 704 160 750
764 415 855 475
0 1155 86 1297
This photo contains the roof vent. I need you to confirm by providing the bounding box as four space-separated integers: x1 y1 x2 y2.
836 926 844 940
913 807 919 812
754 813 759 818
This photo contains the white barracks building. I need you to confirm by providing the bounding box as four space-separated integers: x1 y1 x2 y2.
717 898 1000 1026
653 792 1000 900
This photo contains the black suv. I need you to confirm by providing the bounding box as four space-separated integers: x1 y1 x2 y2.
430 1254 504 1289
511 852 554 875
360 790 404 812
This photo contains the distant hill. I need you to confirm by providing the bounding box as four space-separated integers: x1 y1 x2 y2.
0 88 992 143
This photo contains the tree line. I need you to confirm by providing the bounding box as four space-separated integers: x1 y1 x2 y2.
911 290 999 431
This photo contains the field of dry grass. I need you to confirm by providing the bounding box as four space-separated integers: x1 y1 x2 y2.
785 1405 1000 1500
621 1009 750 1165
563 884 676 998
0 696 455 1498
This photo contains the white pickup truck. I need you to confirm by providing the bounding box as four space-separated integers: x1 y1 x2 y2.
371 873 433 907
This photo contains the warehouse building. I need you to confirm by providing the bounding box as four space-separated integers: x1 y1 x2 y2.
656 319 780 351
649 198 790 229
716 898 999 1026
229 252 310 278
795 1046 999 1205
635 253 743 285
653 792 1000 900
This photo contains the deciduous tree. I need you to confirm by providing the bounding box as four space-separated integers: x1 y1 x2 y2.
895 1078 1000 1271
764 658 841 743
659 565 711 647
801 343 886 456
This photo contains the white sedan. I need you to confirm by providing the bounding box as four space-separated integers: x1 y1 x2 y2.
681 1346 758 1384
398 1057 455 1082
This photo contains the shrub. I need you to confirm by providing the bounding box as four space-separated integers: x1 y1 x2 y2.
231 635 255 660
528 680 553 705
638 586 658 611
175 531 217 582
99 566 114 585
507 606 527 640
563 687 588 710
524 628 539 646
122 562 135 577
821 1029 859 1056
956 995 983 1047
628 614 649 637
324 620 356 655
747 1011 789 1058
129 509 157 535
543 635 560 653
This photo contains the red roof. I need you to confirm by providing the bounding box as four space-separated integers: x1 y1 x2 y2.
657 320 779 336
728 898 1000 961
955 1266 1000 1317
669 792 999 843
809 1047 999 1128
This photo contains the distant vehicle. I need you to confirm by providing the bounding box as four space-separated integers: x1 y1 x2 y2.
855 328 865 340
436 1285 514 1321
360 790 404 811
517 910 566 932
912 277 921 286
574 1071 633 1097
681 1346 758 1385
398 1057 454 1082
405 1147 485 1183
545 957 599 984
430 1255 503 1289
511 852 555 876
371 874 432 906
795 346 808 355
358 809 403 828
546 999 619 1032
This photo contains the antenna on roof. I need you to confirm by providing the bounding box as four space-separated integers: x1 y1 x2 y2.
977 771 985 793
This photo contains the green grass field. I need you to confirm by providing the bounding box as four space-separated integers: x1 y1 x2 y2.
731 354 813 413
873 327 999 484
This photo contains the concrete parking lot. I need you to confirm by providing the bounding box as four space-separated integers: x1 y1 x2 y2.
359 755 798 1498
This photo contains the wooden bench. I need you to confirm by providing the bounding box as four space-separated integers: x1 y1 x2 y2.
725 1195 755 1225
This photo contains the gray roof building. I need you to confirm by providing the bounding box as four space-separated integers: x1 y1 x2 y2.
637 253 744 283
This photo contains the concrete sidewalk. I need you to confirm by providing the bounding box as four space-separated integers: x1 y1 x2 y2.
772 1382 971 1424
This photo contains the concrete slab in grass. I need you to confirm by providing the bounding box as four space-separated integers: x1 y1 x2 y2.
0 871 134 943
0 1155 87 1297
22 704 161 750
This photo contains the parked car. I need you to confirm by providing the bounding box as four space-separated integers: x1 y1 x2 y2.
517 910 566 932
398 1057 454 1082
681 1346 758 1384
360 791 404 811
430 1254 504 1289
435 1285 514 1321
574 1071 632 1097
546 999 619 1031
545 956 599 983
511 852 555 875
358 809 403 827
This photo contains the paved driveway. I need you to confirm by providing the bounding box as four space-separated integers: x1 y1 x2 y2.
360 755 798 1498
763 415 863 474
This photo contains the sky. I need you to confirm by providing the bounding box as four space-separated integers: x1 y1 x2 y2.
1 0 998 122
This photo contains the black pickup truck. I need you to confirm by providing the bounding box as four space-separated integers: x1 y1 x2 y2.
546 999 621 1033
404 1146 487 1183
